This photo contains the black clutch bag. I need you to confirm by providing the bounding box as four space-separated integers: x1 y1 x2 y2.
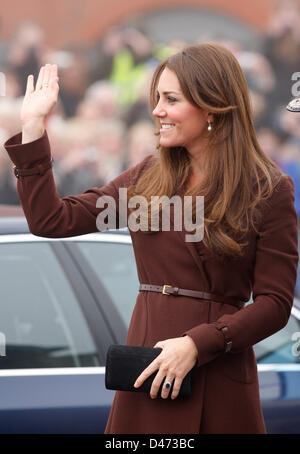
105 344 195 398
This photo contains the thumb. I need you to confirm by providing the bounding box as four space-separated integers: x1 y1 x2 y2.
154 341 165 349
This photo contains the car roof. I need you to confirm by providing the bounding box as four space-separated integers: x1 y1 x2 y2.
0 217 30 234
0 216 130 236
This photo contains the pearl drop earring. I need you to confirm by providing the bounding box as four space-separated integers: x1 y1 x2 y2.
207 120 212 131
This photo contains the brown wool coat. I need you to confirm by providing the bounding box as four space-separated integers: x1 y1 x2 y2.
4 131 299 434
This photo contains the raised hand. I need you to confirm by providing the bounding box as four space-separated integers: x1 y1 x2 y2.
21 64 59 126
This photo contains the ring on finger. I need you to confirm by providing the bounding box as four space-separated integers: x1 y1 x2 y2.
164 379 173 390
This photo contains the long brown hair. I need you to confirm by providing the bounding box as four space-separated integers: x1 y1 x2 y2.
127 43 283 257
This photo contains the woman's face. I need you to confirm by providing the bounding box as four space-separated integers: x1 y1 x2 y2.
152 67 210 152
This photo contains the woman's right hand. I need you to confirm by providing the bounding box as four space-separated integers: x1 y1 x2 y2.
21 63 59 127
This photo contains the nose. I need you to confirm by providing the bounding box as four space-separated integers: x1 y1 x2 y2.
152 101 166 118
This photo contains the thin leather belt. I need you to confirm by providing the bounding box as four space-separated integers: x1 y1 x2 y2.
139 284 245 309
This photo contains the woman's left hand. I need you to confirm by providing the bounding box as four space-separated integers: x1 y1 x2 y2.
134 336 198 400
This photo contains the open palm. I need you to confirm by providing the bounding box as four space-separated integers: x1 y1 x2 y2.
21 64 59 125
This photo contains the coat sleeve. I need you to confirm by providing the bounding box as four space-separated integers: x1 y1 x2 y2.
4 130 152 238
184 175 299 367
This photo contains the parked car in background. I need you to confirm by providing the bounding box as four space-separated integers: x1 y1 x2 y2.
0 213 299 433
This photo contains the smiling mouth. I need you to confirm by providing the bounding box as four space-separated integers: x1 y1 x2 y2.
160 124 175 130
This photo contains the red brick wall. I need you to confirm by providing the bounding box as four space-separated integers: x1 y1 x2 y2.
0 0 276 47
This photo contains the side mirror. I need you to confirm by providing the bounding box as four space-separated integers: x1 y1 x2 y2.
286 98 300 112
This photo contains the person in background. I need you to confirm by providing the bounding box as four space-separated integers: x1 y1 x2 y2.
125 120 157 168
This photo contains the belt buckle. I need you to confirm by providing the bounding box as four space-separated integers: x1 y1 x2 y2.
162 285 172 295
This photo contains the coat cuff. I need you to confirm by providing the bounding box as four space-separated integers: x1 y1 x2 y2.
183 323 225 367
4 130 51 169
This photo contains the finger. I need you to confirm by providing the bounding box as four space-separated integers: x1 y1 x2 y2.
134 359 160 388
51 75 59 92
153 341 164 349
170 376 183 400
149 368 168 399
36 66 45 90
25 75 34 95
51 64 58 77
42 64 51 89
50 65 59 89
161 376 174 399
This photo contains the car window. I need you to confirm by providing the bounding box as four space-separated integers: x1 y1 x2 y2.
0 242 100 369
254 312 300 364
76 241 139 327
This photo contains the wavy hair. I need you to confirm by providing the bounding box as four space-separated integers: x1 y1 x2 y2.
127 43 283 257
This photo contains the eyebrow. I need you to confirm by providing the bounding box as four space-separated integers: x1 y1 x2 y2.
156 90 181 96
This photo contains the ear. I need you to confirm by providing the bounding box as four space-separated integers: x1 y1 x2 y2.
207 113 214 123
204 111 213 122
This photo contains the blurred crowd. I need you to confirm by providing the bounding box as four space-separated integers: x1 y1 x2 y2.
0 0 299 213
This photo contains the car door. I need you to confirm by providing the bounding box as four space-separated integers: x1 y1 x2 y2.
0 235 116 434
255 304 300 434
64 232 140 344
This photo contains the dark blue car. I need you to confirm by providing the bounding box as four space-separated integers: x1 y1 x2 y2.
0 216 299 434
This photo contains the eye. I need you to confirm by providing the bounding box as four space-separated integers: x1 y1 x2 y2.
167 96 177 103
